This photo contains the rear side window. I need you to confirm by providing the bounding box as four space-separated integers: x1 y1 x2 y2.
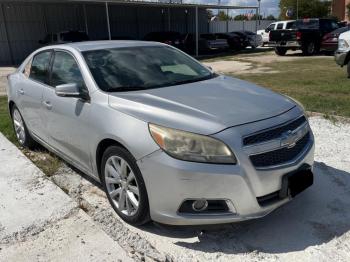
29 51 52 84
286 22 295 29
277 23 283 30
50 51 85 88
296 19 319 29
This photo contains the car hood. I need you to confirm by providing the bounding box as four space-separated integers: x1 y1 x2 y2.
108 75 296 135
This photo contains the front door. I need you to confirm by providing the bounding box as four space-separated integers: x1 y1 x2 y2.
42 50 92 172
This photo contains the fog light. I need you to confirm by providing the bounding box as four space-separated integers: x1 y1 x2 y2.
192 199 208 212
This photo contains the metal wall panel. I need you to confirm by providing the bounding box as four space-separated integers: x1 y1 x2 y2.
0 1 211 65
2 3 45 64
85 3 108 40
43 3 85 33
0 4 11 65
209 20 274 33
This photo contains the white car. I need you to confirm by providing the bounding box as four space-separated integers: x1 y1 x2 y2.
258 20 296 46
335 30 350 78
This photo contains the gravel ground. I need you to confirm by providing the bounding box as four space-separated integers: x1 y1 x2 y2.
47 116 350 262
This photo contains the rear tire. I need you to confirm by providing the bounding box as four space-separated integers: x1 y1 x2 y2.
275 47 287 56
101 145 150 226
11 105 37 149
302 42 316 56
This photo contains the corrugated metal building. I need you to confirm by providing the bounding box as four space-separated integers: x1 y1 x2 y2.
0 0 257 65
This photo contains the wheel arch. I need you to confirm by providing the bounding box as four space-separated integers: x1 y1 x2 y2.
8 100 15 117
345 52 350 66
95 138 129 180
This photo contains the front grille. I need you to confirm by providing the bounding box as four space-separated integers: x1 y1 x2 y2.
250 132 310 168
243 116 307 146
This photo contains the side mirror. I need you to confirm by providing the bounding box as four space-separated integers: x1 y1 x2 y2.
265 29 269 33
55 83 81 98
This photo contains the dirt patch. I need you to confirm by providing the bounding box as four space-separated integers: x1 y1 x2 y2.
203 60 279 75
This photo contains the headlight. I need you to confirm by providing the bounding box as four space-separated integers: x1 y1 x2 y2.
338 39 350 51
149 124 237 164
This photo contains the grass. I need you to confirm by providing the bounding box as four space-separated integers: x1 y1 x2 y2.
0 96 17 144
0 96 62 176
231 57 350 118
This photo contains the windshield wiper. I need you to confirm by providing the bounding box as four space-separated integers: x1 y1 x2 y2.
168 73 218 86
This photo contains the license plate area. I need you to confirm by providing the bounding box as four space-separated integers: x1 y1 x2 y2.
280 166 314 199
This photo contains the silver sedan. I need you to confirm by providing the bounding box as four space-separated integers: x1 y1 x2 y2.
7 41 315 226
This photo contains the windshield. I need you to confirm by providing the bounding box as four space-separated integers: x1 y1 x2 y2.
83 46 214 92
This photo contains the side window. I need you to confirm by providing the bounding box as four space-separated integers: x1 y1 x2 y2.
286 22 295 29
266 24 275 32
29 51 52 84
23 58 33 78
277 23 283 30
51 51 85 89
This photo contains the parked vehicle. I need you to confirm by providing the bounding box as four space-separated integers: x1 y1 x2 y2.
39 31 89 45
335 30 350 78
270 18 339 56
7 41 315 226
215 33 246 50
143 31 183 49
231 31 262 48
321 26 350 53
257 20 295 46
183 33 229 53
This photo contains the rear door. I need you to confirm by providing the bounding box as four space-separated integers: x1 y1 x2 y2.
42 50 92 171
18 50 53 140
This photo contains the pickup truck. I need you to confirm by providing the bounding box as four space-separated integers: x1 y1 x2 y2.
270 18 339 56
335 30 350 78
257 20 295 46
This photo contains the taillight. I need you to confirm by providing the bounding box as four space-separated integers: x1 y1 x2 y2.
296 31 302 40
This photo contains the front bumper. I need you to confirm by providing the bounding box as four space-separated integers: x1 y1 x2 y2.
335 50 349 66
138 108 315 226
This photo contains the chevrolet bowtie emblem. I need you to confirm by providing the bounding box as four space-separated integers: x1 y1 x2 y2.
280 130 299 148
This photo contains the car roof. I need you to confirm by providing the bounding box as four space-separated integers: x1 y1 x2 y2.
45 40 165 52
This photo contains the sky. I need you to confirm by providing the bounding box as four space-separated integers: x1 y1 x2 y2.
183 0 280 18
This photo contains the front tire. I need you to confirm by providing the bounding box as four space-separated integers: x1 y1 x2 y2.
275 47 287 56
347 62 350 79
11 105 36 148
101 146 150 226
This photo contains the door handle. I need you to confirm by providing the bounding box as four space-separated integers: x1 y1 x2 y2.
43 101 52 110
18 89 24 95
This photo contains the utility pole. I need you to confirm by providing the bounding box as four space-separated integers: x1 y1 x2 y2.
258 0 261 25
296 0 299 19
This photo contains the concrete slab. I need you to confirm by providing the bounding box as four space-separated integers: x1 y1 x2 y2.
0 133 131 261
0 133 77 243
0 210 132 262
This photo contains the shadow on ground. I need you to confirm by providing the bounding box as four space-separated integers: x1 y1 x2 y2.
140 162 350 254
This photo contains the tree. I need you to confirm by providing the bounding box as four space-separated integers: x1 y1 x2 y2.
234 14 248 21
266 14 276 20
217 11 231 21
279 0 331 20
251 14 263 20
207 10 214 20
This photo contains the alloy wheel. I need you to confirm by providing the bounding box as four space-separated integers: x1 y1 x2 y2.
13 108 26 145
104 156 140 216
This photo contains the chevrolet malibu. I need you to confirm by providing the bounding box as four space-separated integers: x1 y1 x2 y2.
7 41 315 226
